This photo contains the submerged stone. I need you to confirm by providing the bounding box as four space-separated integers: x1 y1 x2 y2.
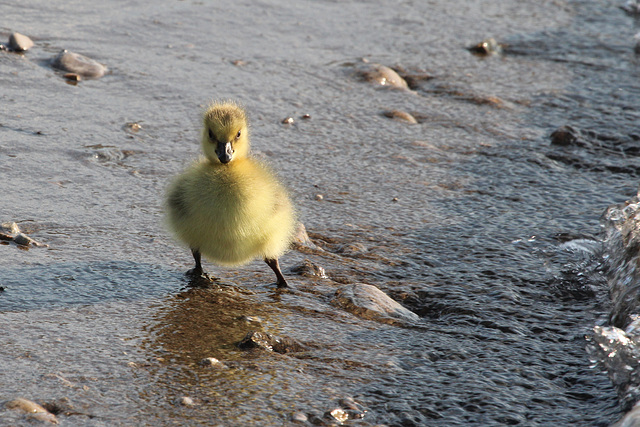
550 125 579 146
199 357 226 368
51 50 106 79
331 283 420 324
290 259 328 278
237 331 305 354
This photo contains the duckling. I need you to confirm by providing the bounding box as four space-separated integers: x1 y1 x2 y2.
165 101 296 288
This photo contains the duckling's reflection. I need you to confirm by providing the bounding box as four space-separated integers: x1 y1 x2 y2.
148 274 283 364
141 275 315 423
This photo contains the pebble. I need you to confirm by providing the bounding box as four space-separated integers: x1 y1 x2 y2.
358 63 408 89
8 32 34 52
328 408 349 423
301 114 311 119
336 242 367 256
290 259 328 278
13 233 34 246
63 73 81 82
178 396 195 406
237 330 305 354
468 37 502 55
1 222 20 235
5 398 59 424
199 357 226 368
0 222 47 247
51 50 107 79
550 125 579 146
291 412 308 423
330 283 420 324
382 110 418 124
282 117 294 124
125 122 142 132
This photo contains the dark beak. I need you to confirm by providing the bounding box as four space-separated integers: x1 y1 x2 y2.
216 141 233 164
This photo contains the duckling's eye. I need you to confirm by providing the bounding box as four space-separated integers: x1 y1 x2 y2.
236 130 241 139
208 128 215 141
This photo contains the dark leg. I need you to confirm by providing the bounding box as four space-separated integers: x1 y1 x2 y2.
189 248 203 276
265 258 288 288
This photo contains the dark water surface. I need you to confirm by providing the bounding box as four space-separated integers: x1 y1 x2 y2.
2 0 640 425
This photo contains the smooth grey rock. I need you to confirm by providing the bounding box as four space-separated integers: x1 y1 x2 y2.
51 50 106 78
8 33 34 52
331 283 420 324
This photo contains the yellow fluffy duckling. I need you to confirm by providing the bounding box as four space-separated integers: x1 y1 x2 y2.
166 101 296 288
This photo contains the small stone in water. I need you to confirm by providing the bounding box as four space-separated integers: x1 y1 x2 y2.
238 330 305 354
301 114 311 119
178 396 195 406
468 37 502 55
282 117 294 124
550 125 579 146
63 73 81 82
358 63 409 89
51 50 106 79
338 397 359 410
328 408 349 423
6 398 58 424
383 110 418 124
126 122 142 132
290 259 328 278
331 283 420 324
239 315 262 325
8 32 34 52
200 357 225 368
13 233 32 246
1 222 20 235
291 412 308 423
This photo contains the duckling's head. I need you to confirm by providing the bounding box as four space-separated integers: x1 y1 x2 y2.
201 101 250 164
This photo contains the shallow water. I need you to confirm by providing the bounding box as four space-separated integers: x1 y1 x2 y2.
2 0 640 425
